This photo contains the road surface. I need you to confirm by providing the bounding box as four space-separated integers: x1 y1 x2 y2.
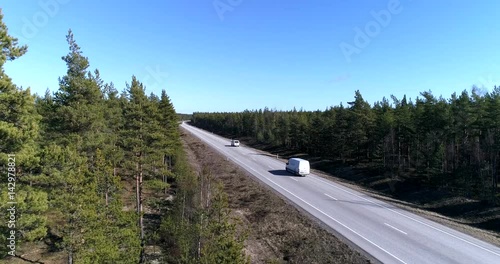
181 122 500 264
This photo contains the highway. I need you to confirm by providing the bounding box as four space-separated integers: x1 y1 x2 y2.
181 122 500 264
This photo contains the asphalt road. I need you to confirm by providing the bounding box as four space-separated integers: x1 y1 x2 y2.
181 122 500 264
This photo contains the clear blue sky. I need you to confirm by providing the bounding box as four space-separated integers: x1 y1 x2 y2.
2 0 500 113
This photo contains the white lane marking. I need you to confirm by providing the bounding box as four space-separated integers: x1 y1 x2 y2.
219 154 407 263
291 178 299 182
268 165 273 169
384 223 408 235
324 193 338 200
260 175 407 264
186 126 407 262
310 176 500 257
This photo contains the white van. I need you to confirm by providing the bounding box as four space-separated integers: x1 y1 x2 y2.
285 158 310 176
231 139 240 147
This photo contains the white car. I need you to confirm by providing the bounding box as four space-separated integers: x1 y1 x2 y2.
231 139 240 147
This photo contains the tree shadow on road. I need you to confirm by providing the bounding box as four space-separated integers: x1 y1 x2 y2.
332 199 399 210
249 152 279 158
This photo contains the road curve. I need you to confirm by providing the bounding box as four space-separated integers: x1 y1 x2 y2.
181 122 500 264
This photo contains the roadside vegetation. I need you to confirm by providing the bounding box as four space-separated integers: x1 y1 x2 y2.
0 11 248 263
191 90 500 234
177 113 193 121
158 147 250 264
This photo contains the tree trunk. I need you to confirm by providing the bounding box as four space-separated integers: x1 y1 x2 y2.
492 152 498 196
136 161 140 215
198 171 204 260
136 155 145 263
108 167 116 207
164 155 170 195
408 144 411 170
398 126 401 171
442 144 446 174
182 192 186 222
139 153 145 263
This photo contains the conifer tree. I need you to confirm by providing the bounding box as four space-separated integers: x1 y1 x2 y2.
121 76 150 262
347 90 375 162
158 90 181 182
52 30 106 157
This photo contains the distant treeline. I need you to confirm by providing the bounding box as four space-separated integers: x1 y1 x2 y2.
177 113 193 120
192 89 500 204
1 11 247 264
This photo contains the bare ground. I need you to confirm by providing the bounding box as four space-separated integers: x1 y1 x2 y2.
180 129 371 264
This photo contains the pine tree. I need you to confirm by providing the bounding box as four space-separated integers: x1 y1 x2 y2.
121 76 151 262
151 90 180 191
52 30 106 157
347 90 375 162
159 90 180 143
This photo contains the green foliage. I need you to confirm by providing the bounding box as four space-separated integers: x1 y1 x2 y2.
93 148 121 206
11 187 48 241
48 30 107 157
0 10 27 67
38 144 100 260
77 199 141 264
144 179 170 192
199 184 250 264
0 186 48 257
